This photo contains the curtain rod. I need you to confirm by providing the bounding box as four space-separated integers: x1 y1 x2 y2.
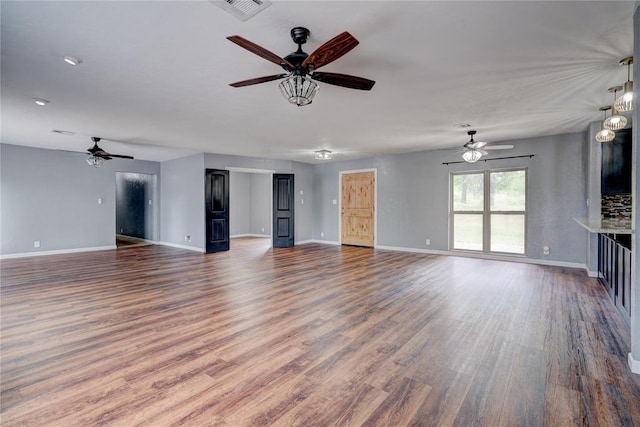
442 154 534 165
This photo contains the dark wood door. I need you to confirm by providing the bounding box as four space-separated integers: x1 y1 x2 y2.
205 169 229 253
273 174 294 247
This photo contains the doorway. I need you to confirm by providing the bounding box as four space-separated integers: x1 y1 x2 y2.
227 168 274 249
115 172 157 247
339 169 376 247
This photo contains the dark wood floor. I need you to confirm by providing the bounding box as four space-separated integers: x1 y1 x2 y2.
1 238 639 426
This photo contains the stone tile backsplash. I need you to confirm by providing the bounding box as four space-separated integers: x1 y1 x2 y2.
601 193 632 219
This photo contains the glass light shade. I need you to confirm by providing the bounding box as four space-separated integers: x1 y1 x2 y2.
278 75 319 106
86 155 105 167
315 150 332 160
595 128 615 143
603 112 627 130
614 80 633 112
462 149 482 163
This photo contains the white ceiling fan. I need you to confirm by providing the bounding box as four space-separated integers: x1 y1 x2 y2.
460 130 513 163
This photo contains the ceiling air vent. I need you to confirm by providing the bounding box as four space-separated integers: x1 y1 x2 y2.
211 0 272 22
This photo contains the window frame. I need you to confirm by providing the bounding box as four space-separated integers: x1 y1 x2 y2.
449 167 527 255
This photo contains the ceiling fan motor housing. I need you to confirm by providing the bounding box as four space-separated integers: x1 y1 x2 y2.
290 27 310 45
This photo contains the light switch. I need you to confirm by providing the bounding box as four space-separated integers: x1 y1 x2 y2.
148 200 153 205
332 199 337 205
98 198 103 205
301 199 304 205
300 190 304 195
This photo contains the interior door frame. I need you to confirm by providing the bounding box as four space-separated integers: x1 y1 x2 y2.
338 168 377 246
225 167 274 242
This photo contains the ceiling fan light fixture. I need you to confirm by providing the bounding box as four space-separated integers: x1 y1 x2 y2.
603 113 627 131
279 75 319 106
603 86 627 130
595 128 616 143
315 149 332 160
614 57 633 112
462 149 482 163
595 105 616 142
86 155 105 168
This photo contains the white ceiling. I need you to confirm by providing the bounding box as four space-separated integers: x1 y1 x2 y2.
1 1 635 163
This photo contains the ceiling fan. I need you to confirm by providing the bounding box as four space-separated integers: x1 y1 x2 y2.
85 137 133 167
460 130 513 163
227 27 375 106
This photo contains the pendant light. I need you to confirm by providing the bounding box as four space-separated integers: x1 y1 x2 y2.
595 106 615 143
603 86 628 130
462 149 482 163
614 56 633 112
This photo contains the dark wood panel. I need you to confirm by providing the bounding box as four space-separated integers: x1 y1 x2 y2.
272 174 294 247
1 239 639 425
205 169 229 253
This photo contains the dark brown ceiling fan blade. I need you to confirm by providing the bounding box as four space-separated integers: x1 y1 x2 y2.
312 72 375 90
229 74 289 88
301 32 359 70
105 154 134 159
227 36 294 70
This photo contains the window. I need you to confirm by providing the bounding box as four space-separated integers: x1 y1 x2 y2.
450 168 526 254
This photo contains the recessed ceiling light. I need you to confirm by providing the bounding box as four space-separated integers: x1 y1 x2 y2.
63 55 82 66
51 129 76 136
33 98 49 106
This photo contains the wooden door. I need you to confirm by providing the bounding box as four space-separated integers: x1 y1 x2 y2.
341 171 374 247
205 169 230 253
273 174 294 247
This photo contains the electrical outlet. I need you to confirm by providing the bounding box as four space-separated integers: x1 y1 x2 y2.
185 235 191 242
332 200 337 205
301 199 304 205
543 245 550 255
320 232 324 238
33 241 40 248
97 198 103 205
261 228 264 233
426 239 431 246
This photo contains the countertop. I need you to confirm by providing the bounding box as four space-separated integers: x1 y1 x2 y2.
573 217 633 234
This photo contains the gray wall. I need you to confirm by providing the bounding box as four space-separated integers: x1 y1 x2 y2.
312 131 588 264
0 143 160 255
249 173 271 235
292 161 314 243
229 171 250 235
160 153 204 250
229 171 271 236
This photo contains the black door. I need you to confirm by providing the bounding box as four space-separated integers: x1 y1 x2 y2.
273 174 294 247
205 169 230 253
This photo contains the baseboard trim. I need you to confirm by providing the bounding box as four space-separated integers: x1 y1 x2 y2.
0 245 117 259
376 245 450 256
157 241 205 253
630 353 640 375
374 245 588 271
305 239 341 246
587 270 599 278
295 239 314 245
230 234 271 239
